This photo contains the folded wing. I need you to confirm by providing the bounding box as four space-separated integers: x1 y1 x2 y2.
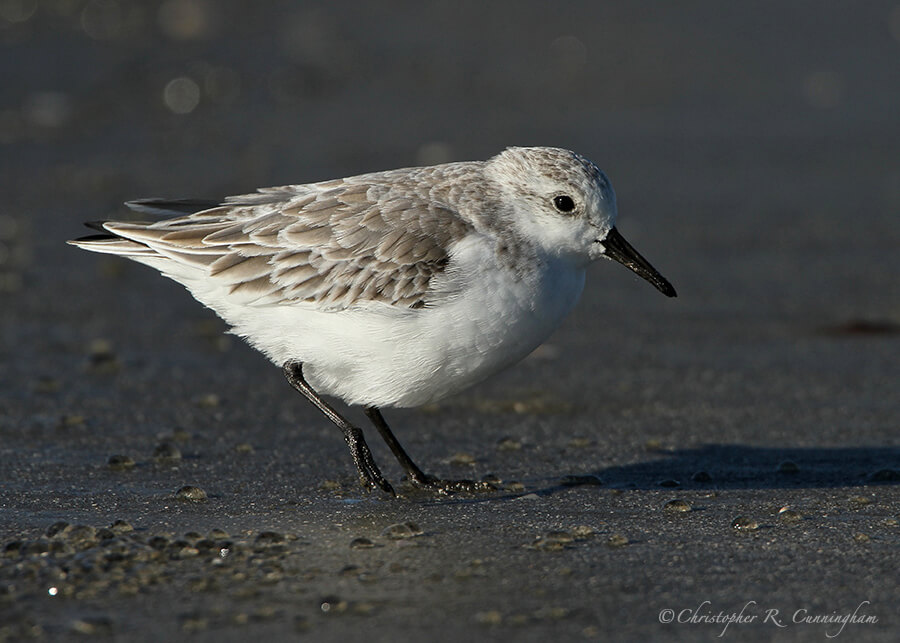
70 175 474 310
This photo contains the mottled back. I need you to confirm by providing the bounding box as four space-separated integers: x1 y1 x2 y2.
91 166 480 309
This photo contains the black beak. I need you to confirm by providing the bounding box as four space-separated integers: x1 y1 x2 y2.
600 227 677 297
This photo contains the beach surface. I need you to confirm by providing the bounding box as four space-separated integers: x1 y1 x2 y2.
1 3 898 641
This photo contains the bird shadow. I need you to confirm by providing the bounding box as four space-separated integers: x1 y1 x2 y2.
578 444 899 490
421 444 900 505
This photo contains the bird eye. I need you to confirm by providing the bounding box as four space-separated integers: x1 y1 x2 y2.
553 195 576 213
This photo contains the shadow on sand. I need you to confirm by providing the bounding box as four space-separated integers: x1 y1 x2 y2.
413 444 898 505
552 444 900 493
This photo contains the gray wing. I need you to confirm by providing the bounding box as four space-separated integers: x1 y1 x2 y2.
91 174 475 309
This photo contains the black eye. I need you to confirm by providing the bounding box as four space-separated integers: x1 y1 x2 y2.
553 195 575 213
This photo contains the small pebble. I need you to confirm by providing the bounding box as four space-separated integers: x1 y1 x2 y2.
606 534 629 547
24 539 50 555
535 606 569 620
110 519 133 534
170 543 200 559
776 460 799 474
448 452 475 467
657 479 680 488
148 536 169 550
731 516 759 531
353 602 376 616
70 617 113 636
153 442 182 462
496 437 522 451
67 525 98 545
253 606 279 621
531 531 573 551
507 613 530 627
570 525 595 539
34 376 61 394
96 527 115 541
777 508 803 523
691 471 712 483
320 596 347 614
849 495 873 507
853 532 870 543
194 393 220 408
663 499 692 513
475 610 503 626
174 486 207 502
350 537 375 549
107 454 135 471
234 442 254 453
58 414 85 428
3 540 23 556
87 339 119 373
46 521 71 538
381 522 423 540
49 540 73 555
180 615 208 632
170 428 192 442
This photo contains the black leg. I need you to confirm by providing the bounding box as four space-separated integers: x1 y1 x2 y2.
364 406 495 493
363 407 434 486
283 361 394 495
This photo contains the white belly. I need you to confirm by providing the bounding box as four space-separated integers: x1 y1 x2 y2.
197 236 586 408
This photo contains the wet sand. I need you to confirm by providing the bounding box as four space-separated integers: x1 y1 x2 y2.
1 3 898 641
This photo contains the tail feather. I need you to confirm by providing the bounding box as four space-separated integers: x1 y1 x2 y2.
69 198 223 257
69 219 154 256
83 220 111 233
126 198 222 217
67 235 154 257
68 214 224 269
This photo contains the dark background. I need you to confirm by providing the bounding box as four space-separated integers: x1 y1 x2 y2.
1 2 898 641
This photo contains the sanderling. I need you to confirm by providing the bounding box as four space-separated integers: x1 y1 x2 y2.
69 146 676 494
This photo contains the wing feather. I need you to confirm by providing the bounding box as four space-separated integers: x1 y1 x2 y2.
83 170 478 309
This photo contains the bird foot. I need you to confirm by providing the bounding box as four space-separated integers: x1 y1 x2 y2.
405 473 497 494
